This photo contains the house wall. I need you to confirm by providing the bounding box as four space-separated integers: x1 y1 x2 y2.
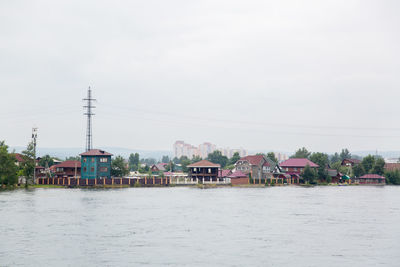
81 156 111 179
231 177 249 185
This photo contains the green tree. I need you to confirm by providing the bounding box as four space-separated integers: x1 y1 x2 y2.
65 156 80 161
302 164 317 184
371 157 385 175
330 152 341 164
39 155 54 168
266 152 278 163
165 161 175 172
128 153 140 171
291 147 311 159
361 155 375 174
180 157 191 172
191 155 202 163
331 161 342 171
111 156 129 177
0 141 18 186
207 150 228 168
385 170 400 185
352 163 365 177
161 155 170 163
339 149 351 161
310 152 329 181
21 141 35 187
229 152 241 165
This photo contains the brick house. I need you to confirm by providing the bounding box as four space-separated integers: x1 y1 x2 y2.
228 170 249 185
234 155 281 182
53 160 81 178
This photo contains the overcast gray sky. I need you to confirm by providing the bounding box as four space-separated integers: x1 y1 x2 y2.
1 0 400 153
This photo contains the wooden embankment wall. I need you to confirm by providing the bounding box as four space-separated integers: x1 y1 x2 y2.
37 177 170 186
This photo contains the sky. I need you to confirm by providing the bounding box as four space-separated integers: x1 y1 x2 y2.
1 0 400 154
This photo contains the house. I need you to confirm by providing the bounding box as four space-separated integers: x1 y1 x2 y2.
228 171 249 185
234 155 280 182
53 160 81 178
327 169 343 184
150 163 167 173
218 169 232 179
187 160 220 183
341 158 361 167
353 174 385 185
35 166 46 178
80 149 113 179
384 163 400 172
13 153 25 167
280 158 319 174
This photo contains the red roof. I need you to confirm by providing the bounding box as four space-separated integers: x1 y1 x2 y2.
280 158 319 168
228 171 248 178
187 160 220 168
238 155 264 165
80 149 113 156
54 160 81 168
343 158 361 164
218 169 232 178
384 163 400 172
263 161 271 167
13 153 25 162
359 174 385 179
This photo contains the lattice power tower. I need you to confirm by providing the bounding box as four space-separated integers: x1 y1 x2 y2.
83 87 96 151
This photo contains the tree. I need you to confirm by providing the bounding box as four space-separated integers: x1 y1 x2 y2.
172 157 180 164
128 153 140 171
371 157 385 175
21 141 35 187
352 163 365 177
165 161 175 172
65 156 80 161
331 161 342 171
310 152 329 181
39 155 55 168
266 152 278 163
180 157 191 173
161 155 170 164
302 164 317 184
361 155 375 174
330 152 341 164
291 147 311 159
385 170 400 185
229 152 241 165
0 141 18 186
207 150 228 168
111 156 129 177
339 148 351 161
191 155 202 163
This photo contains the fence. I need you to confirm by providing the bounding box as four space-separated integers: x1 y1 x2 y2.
37 177 171 186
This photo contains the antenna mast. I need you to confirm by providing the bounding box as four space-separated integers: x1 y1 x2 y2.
83 87 96 151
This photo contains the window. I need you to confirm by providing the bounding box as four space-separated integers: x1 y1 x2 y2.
90 167 94 172
100 158 108 163
83 158 87 162
100 167 108 172
83 167 87 172
91 158 95 163
194 168 197 172
208 168 211 174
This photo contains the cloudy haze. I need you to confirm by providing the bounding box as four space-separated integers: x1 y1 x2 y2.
1 0 400 154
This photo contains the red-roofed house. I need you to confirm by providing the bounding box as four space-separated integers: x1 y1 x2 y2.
218 169 232 179
353 174 385 185
280 158 319 174
187 160 221 183
384 163 400 172
53 160 81 178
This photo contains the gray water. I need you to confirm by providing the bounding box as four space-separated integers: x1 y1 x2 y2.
1 186 399 267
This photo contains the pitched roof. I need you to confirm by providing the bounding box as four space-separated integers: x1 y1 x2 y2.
343 158 361 164
13 153 25 162
280 158 319 168
54 160 81 168
384 163 400 172
359 174 385 179
80 149 113 156
218 169 232 178
228 170 248 178
238 155 265 165
263 161 270 167
187 160 220 168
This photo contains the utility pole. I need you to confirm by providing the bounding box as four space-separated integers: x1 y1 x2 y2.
83 87 96 151
32 127 38 184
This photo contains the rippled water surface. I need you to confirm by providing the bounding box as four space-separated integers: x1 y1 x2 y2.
1 186 400 266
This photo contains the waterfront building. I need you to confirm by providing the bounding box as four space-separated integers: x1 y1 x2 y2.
280 158 319 174
234 155 280 182
187 160 220 183
228 171 249 185
353 174 385 185
341 158 361 167
80 149 113 179
53 160 81 178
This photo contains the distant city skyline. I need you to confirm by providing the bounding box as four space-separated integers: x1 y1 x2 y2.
173 140 248 159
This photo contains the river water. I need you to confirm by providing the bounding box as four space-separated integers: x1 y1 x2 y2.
1 186 399 267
